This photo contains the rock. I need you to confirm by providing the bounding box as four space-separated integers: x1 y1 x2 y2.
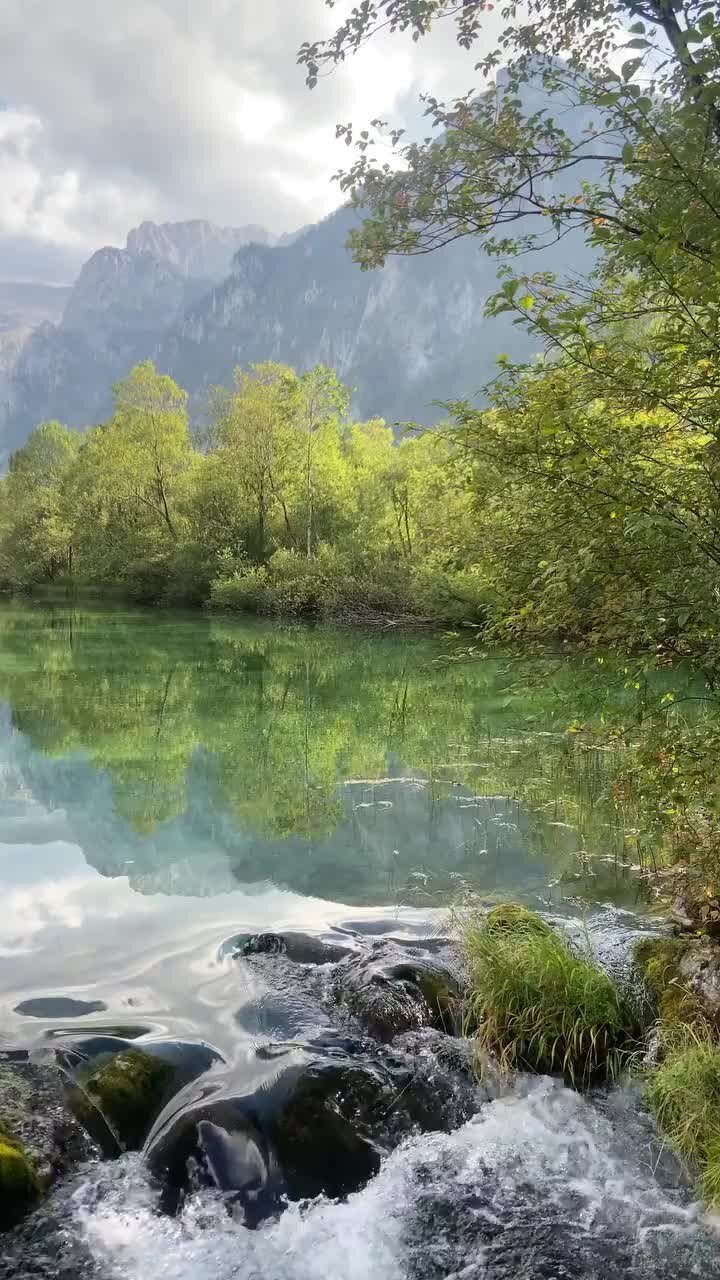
145 1031 478 1218
0 1061 96 1233
634 935 720 1029
678 941 720 1024
669 892 720 939
239 933 288 956
332 941 462 1042
0 1128 39 1231
65 1039 223 1154
232 930 355 964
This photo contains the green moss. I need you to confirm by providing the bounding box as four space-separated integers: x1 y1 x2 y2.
0 1127 40 1229
460 910 637 1087
646 1034 720 1207
484 903 553 938
633 937 706 1031
72 1049 175 1152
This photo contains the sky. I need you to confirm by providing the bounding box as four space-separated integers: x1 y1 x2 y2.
0 1 502 284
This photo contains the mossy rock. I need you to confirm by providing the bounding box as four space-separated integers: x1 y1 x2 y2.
70 1049 175 1153
484 903 553 938
633 936 706 1030
0 1127 40 1230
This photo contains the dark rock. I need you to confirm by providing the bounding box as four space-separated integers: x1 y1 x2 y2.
64 1038 223 1155
232 930 355 964
332 940 463 1042
145 1031 479 1220
239 933 288 957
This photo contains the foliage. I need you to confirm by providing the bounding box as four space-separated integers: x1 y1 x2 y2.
460 906 637 1085
0 362 485 624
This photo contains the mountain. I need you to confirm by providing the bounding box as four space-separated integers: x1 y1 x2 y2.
0 282 71 333
0 104 599 463
125 219 274 281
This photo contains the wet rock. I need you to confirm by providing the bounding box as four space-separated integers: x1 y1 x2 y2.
145 1031 479 1218
0 1127 39 1231
239 933 288 956
233 930 355 964
0 1061 96 1232
65 1038 223 1155
332 940 462 1042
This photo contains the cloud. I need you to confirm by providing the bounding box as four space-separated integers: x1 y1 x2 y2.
0 1 500 282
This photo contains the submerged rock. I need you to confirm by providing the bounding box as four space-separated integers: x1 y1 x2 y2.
64 1038 223 1155
332 940 462 1042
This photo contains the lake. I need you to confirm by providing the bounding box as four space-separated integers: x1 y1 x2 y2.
5 603 720 1280
0 601 674 1056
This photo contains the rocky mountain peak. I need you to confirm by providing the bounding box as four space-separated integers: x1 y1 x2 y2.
125 219 274 282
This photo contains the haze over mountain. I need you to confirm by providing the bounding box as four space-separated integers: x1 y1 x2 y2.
0 198 594 464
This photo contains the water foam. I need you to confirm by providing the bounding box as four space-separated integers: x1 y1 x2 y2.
67 1080 717 1280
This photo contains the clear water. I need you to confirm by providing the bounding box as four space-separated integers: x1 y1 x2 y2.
2 603 718 1278
53 1083 720 1277
0 601 685 1055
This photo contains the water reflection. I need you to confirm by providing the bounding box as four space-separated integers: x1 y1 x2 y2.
0 602 691 1048
0 603 670 909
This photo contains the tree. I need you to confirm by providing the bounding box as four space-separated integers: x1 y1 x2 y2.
0 422 79 587
295 365 351 557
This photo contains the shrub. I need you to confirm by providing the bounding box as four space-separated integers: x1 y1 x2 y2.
460 907 637 1087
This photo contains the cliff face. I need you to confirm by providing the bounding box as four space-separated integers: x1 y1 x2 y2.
125 219 273 281
0 200 593 461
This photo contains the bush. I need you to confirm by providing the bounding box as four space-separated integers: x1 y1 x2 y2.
460 906 637 1086
646 1032 720 1206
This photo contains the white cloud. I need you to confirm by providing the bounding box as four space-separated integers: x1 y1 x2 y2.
0 0 502 281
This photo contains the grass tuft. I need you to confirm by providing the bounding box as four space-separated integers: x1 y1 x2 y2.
459 906 637 1087
646 1028 720 1206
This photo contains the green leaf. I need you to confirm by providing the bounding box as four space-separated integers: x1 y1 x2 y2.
518 295 535 310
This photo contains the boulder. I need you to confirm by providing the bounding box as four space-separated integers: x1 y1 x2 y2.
145 1032 478 1219
332 941 462 1042
63 1038 223 1154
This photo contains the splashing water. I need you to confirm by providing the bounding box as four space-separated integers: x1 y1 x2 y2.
64 1080 717 1280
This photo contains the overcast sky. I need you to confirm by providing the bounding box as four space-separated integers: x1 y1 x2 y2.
0 1 502 284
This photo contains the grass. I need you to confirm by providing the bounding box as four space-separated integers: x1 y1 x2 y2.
646 1028 720 1206
459 904 638 1087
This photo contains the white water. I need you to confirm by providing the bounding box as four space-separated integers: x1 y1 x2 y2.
68 1080 717 1280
